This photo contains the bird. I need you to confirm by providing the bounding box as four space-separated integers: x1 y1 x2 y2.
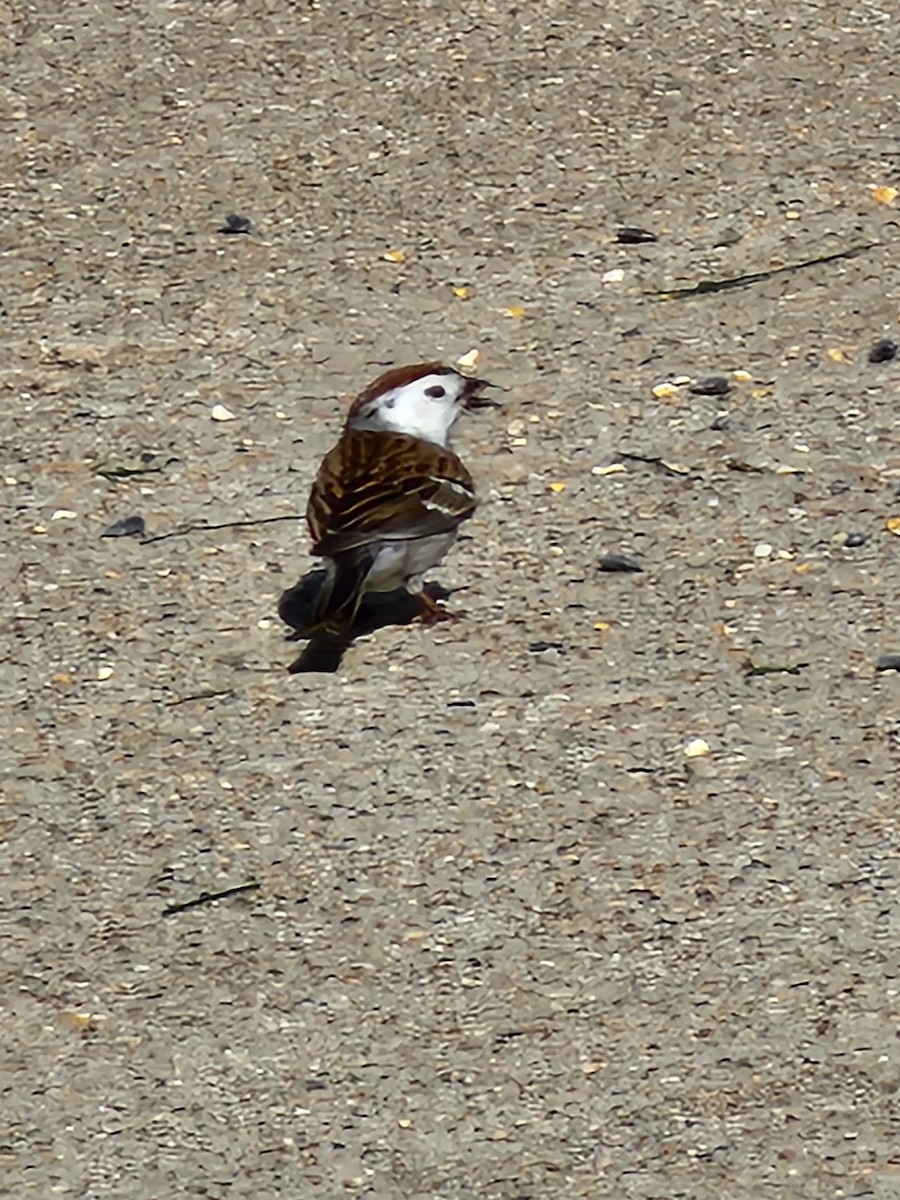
303 362 495 644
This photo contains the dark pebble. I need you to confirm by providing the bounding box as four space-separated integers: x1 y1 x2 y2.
844 532 867 548
598 553 643 573
709 413 730 431
221 214 252 235
616 226 657 244
868 338 898 364
529 641 565 653
690 375 731 396
876 654 900 672
100 514 146 538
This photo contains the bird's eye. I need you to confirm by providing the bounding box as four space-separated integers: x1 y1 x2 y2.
424 385 446 399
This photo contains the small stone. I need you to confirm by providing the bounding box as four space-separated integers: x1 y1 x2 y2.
220 213 252 235
872 185 899 206
101 515 146 538
591 463 627 476
51 509 78 520
601 268 625 283
876 654 900 672
731 369 753 383
211 404 236 421
529 641 565 653
652 382 679 399
598 553 643 573
868 338 898 364
844 531 867 548
616 226 657 244
754 543 774 558
690 375 731 396
684 737 711 758
96 666 114 681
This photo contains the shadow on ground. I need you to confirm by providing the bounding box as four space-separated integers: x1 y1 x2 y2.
278 571 456 673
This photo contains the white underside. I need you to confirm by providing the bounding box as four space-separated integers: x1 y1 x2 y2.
362 532 457 595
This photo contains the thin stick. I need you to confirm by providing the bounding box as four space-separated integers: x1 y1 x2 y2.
141 515 301 545
648 242 877 300
162 882 261 918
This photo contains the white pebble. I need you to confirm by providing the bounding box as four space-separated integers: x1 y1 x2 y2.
684 737 711 758
754 543 774 558
211 404 236 421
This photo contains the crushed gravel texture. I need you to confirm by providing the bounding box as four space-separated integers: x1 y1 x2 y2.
4 1 900 1197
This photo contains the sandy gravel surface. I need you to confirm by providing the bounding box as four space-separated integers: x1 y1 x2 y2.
4 1 900 1196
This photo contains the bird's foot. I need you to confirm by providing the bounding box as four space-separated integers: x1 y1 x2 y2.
417 591 465 625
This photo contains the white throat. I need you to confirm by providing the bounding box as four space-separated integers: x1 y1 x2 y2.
349 407 454 447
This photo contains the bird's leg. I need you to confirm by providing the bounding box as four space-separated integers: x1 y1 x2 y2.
416 589 463 624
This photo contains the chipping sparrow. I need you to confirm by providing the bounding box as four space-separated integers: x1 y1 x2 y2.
304 362 494 638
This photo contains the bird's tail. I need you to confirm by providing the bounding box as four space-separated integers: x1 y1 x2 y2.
286 554 373 674
311 552 374 636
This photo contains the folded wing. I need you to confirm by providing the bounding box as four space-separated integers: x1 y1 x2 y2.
307 429 477 558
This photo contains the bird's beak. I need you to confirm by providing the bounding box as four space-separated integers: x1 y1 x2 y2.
463 377 502 410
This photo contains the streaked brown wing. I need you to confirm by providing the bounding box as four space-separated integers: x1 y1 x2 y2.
307 429 476 558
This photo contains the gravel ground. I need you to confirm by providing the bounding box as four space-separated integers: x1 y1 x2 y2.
4 1 900 1197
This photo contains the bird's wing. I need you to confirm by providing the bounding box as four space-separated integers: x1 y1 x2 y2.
307 430 477 558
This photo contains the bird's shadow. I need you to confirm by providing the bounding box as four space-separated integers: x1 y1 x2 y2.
277 569 454 674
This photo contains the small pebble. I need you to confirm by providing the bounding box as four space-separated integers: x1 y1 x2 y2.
529 641 565 653
844 531 867 548
652 382 679 399
684 737 711 758
220 213 252 235
876 654 900 672
598 553 643 573
211 404 236 421
101 515 146 538
601 268 625 283
616 226 657 244
690 375 731 397
868 338 898 364
709 413 730 431
754 543 774 558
